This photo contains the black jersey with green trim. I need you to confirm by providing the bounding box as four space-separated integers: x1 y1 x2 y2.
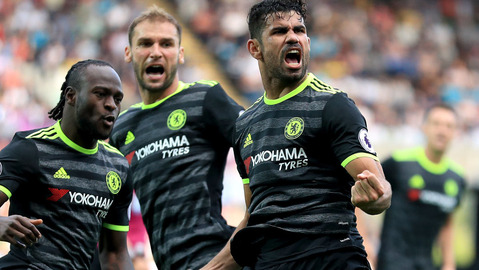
377 147 466 270
233 73 377 241
109 80 243 269
0 122 131 270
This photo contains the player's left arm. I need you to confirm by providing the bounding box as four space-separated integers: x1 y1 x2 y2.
438 214 456 270
323 93 391 215
345 155 392 215
99 229 133 269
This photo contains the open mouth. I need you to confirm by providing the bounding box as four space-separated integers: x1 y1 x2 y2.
104 115 115 125
285 49 301 66
146 65 165 76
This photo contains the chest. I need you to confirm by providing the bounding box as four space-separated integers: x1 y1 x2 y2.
116 106 209 167
31 151 121 215
393 163 463 212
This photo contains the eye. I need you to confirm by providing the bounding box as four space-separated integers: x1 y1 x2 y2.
162 42 173 48
95 91 106 98
138 40 152 47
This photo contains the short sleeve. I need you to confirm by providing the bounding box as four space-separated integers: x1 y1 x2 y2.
103 170 133 232
0 134 39 198
232 125 249 183
203 84 244 146
323 93 377 167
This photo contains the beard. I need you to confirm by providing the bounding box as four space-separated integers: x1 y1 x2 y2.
133 61 179 94
266 50 310 84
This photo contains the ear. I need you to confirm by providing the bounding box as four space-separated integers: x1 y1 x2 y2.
65 86 77 106
125 45 132 63
247 39 262 60
178 46 185 64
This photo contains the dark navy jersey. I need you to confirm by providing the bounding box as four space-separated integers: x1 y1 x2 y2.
232 73 378 261
109 80 243 269
377 147 466 270
0 121 132 270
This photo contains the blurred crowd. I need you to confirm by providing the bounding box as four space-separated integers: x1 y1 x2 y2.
0 0 479 268
1 0 479 145
173 0 479 146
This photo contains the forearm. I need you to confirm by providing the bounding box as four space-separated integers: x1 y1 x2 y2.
100 250 134 270
439 216 456 270
201 213 249 270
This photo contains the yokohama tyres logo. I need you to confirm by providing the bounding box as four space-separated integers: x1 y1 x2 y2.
47 188 69 201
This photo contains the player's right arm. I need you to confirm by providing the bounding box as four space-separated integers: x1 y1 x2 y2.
0 134 43 248
200 184 251 270
0 190 42 248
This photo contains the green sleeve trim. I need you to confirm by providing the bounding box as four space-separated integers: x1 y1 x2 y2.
242 178 250 184
0 185 12 199
102 223 129 232
341 153 379 168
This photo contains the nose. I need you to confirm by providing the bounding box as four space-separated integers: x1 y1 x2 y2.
104 95 118 111
286 29 300 44
150 43 162 59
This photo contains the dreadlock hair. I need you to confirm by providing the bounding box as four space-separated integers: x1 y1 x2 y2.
48 59 114 120
247 0 307 43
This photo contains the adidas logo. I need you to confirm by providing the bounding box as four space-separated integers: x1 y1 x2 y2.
243 133 253 148
125 131 135 145
54 167 70 179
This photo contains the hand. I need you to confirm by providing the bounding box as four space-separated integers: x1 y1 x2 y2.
351 170 385 208
0 215 42 248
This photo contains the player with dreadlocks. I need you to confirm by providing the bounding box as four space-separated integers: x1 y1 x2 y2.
0 59 134 269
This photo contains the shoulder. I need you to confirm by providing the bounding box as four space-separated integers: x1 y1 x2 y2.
237 96 263 121
98 141 125 158
118 102 143 119
390 147 421 162
308 74 344 95
447 159 465 178
182 80 221 93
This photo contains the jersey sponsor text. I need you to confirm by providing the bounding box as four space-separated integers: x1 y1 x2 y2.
135 135 190 161
251 147 308 171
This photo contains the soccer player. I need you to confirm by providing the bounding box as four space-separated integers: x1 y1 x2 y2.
375 103 466 270
0 59 134 269
203 0 392 269
108 6 244 270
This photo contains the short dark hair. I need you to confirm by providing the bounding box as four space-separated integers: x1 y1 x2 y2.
48 59 114 120
128 5 182 45
247 0 307 41
423 103 457 122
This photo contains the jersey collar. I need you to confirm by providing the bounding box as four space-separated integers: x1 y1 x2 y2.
264 73 314 105
54 121 98 155
141 81 187 110
417 147 449 175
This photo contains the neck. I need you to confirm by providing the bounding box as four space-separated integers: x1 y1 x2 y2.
424 146 444 164
261 71 308 100
140 79 180 105
60 119 96 149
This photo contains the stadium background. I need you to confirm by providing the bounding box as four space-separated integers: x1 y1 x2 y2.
0 0 478 269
